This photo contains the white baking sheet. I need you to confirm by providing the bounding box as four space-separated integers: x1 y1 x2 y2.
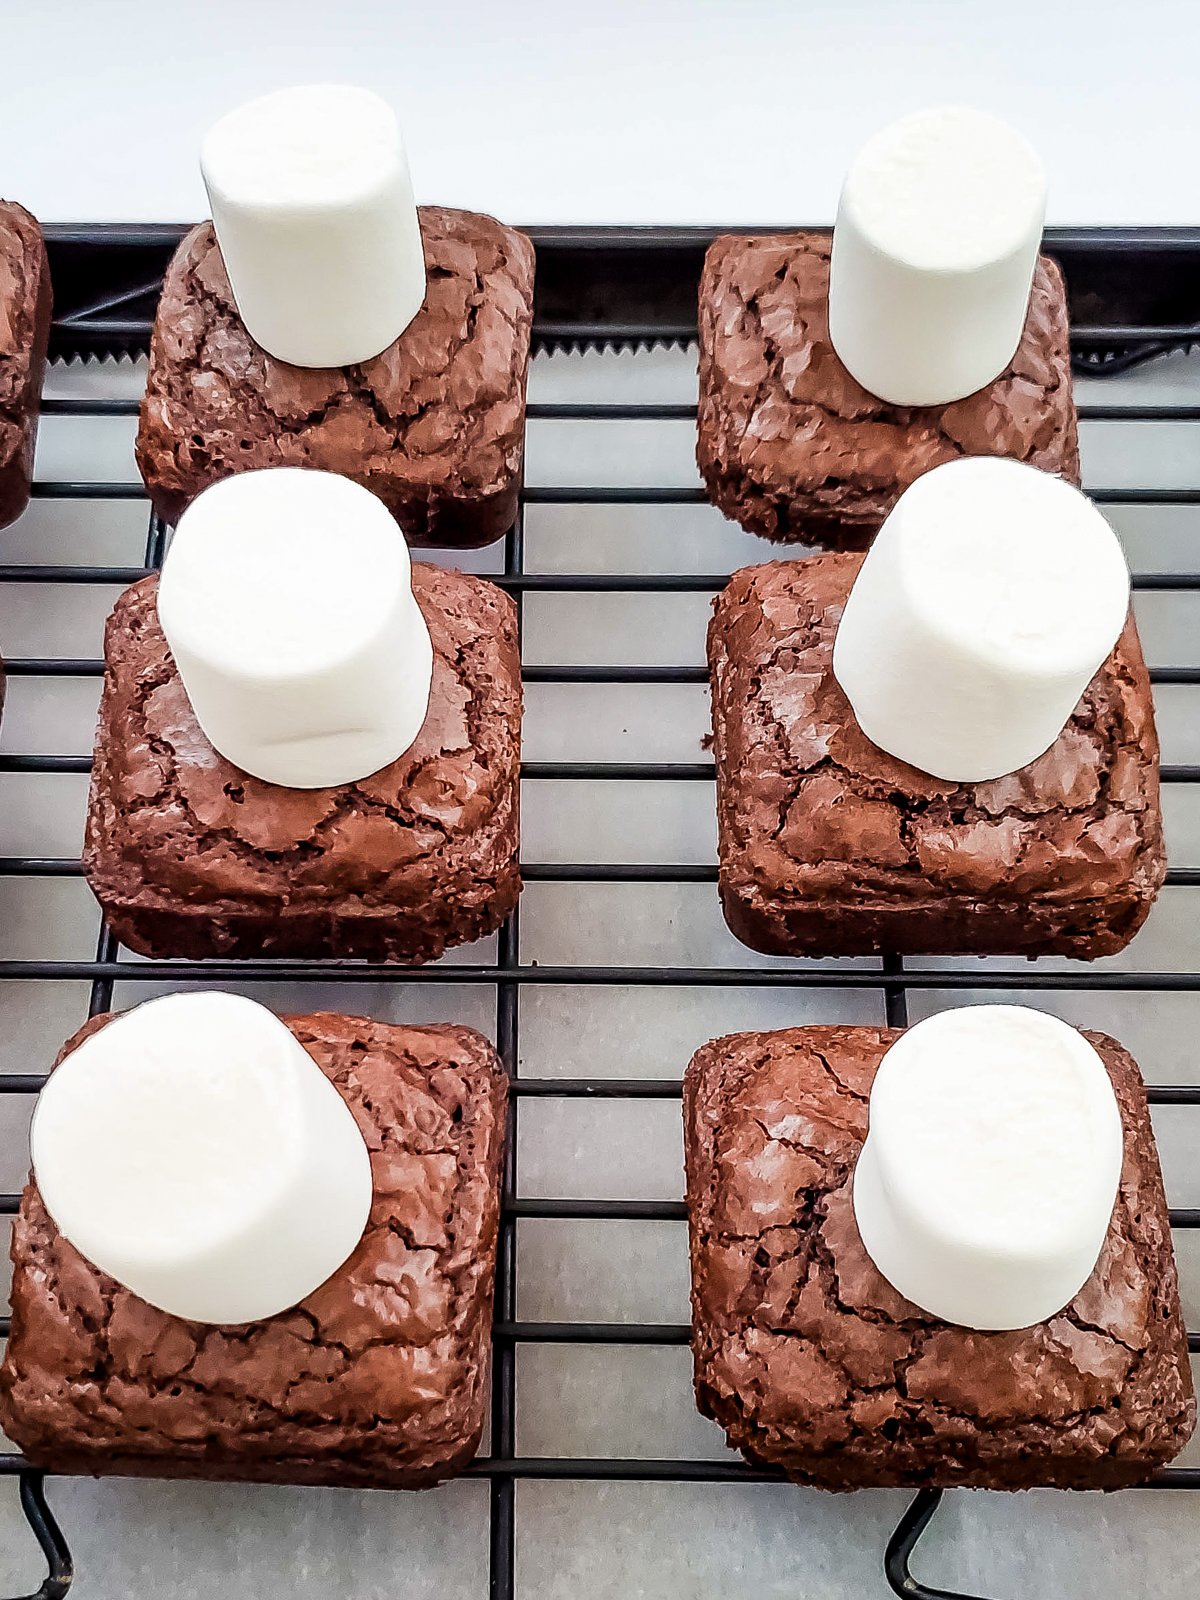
0 342 1195 1598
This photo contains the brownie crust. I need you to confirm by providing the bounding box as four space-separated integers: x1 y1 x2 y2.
708 555 1165 959
684 1024 1195 1490
83 566 521 963
0 1012 507 1488
136 208 535 546
0 202 51 530
697 233 1079 548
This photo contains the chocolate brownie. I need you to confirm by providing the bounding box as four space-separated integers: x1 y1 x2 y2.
83 566 521 962
708 555 1164 958
697 233 1079 548
136 208 535 546
0 1012 507 1488
685 1024 1195 1490
0 203 51 529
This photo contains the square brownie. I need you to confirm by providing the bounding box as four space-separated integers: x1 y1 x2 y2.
136 207 535 547
708 554 1164 959
0 202 51 529
0 1012 507 1488
697 233 1079 548
83 565 521 962
685 1024 1195 1490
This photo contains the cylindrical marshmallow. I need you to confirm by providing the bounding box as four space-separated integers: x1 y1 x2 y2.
828 107 1047 405
201 84 426 368
831 457 1130 782
853 1005 1122 1330
157 467 433 789
31 992 373 1325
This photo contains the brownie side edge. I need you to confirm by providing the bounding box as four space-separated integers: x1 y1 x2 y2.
0 202 51 530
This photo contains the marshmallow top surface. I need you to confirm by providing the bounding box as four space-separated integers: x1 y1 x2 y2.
853 1007 1124 1329
842 106 1046 272
32 992 373 1323
157 467 432 790
158 468 410 681
32 994 305 1265
869 1007 1121 1259
201 84 401 210
896 458 1130 681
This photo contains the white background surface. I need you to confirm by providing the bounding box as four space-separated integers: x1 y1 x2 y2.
1 0 1199 226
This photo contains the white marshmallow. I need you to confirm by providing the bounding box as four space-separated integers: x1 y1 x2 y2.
828 107 1047 405
158 467 433 789
853 1006 1122 1330
201 84 426 368
831 457 1130 782
31 992 372 1325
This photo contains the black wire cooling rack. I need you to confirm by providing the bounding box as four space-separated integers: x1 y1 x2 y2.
0 224 1199 1600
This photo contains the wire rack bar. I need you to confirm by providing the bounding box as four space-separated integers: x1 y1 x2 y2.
9 861 1200 897
3 1189 1196 1229
0 1074 1198 1106
31 396 1200 424
8 662 1200 687
40 316 1200 351
4 1074 1200 1113
4 962 1200 990
488 506 524 1600
0 1447 1194 1492
524 400 1200 422
1 567 1198 593
26 481 1200 508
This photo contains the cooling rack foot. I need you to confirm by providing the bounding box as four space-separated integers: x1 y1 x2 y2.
0 1473 72 1600
884 1489 990 1600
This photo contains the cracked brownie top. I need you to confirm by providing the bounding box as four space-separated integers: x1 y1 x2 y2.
135 209 535 535
83 566 521 913
696 233 1079 543
708 554 1164 912
684 1025 1195 1489
0 1013 507 1485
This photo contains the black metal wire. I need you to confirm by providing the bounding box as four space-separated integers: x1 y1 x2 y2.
10 860 1200 893
31 481 1200 509
3 1476 72 1600
6 660 1200 686
489 506 524 1600
1 566 1196 592
884 1492 984 1600
9 960 1200 990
